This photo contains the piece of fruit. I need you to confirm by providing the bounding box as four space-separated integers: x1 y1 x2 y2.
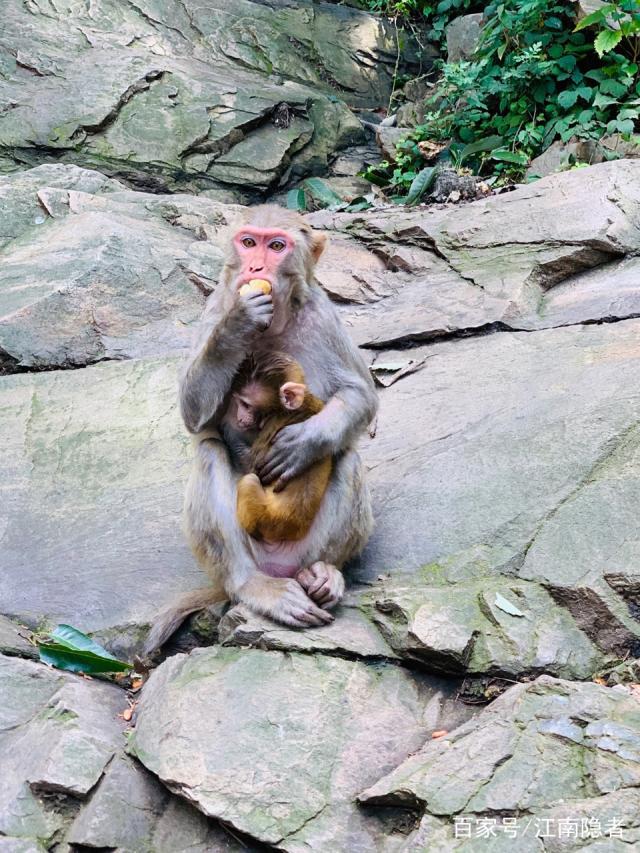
239 278 272 296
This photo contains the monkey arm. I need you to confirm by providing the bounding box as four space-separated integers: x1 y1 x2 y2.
180 292 272 434
257 300 378 488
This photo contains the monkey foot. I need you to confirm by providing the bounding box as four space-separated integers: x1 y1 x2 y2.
296 562 344 610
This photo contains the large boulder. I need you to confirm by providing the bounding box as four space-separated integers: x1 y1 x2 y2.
0 0 429 196
0 356 199 658
361 676 640 849
316 160 640 344
130 645 471 851
0 165 241 370
0 655 241 851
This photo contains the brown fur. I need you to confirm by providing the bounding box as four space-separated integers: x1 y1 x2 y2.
235 368 332 540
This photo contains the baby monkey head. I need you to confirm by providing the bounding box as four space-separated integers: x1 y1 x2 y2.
232 352 307 431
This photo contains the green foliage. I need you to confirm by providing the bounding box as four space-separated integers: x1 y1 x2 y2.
368 0 640 197
365 0 483 46
286 179 374 213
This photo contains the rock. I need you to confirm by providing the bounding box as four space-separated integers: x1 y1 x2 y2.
446 13 484 62
325 161 640 333
601 133 640 159
0 654 241 851
0 356 202 658
380 113 397 127
130 646 470 849
329 143 380 177
395 76 434 128
315 233 389 304
66 754 244 852
360 676 640 847
0 165 241 370
526 139 603 179
368 575 606 678
0 0 426 196
218 590 399 660
355 315 640 658
576 0 609 21
0 655 123 848
375 126 410 162
0 616 36 659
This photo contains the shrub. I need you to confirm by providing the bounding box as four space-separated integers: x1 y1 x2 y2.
365 0 640 197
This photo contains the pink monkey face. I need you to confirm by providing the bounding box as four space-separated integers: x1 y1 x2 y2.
233 227 295 288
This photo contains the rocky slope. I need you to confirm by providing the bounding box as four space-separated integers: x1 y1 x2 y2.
0 0 429 200
2 158 640 851
1 4 640 848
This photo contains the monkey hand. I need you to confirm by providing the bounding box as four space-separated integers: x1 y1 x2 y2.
237 574 334 628
236 288 273 331
297 563 344 610
255 420 325 491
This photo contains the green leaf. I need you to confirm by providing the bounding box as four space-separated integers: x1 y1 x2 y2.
302 178 344 210
593 92 619 109
405 166 437 206
600 78 631 96
490 148 529 165
38 624 131 674
557 90 579 109
286 188 306 211
345 194 374 213
459 134 504 165
556 55 577 72
574 9 608 31
594 29 623 58
494 593 525 618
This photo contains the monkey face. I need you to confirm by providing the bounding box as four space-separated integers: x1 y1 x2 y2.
232 393 261 431
233 227 294 292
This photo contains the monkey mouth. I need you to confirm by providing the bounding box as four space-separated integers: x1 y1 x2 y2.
237 277 273 288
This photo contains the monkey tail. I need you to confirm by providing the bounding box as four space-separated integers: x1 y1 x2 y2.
143 586 227 657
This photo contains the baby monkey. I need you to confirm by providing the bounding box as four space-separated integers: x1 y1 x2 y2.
222 353 332 542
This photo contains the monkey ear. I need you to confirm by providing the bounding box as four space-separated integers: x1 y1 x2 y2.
279 382 305 411
310 231 327 263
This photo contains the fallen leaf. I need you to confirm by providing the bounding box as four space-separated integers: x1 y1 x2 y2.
431 730 448 739
370 357 430 388
494 593 525 618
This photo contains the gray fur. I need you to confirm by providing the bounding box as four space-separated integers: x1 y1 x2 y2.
145 213 378 650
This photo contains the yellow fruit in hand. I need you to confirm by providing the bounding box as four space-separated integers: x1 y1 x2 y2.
239 279 272 296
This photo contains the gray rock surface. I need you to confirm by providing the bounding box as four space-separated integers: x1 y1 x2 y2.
0 655 240 851
361 676 640 849
66 754 244 852
368 575 606 678
0 0 426 196
0 356 201 657
130 645 470 850
3 154 640 851
446 13 484 62
0 165 241 370
0 655 123 847
526 139 603 179
312 160 640 342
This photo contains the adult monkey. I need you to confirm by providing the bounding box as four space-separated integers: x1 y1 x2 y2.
144 206 377 652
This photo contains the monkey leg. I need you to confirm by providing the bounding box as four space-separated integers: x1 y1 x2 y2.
184 437 332 628
297 562 345 610
238 472 317 542
295 449 373 610
236 473 268 539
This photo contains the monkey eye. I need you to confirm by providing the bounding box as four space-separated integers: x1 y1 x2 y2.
269 238 286 252
241 236 256 248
